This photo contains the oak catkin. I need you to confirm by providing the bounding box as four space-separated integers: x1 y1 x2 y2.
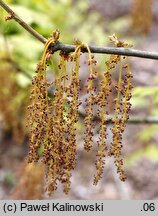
27 32 133 195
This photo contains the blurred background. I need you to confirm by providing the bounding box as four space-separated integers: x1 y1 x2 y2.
0 0 158 200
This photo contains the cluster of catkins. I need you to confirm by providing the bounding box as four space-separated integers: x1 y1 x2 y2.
27 31 133 195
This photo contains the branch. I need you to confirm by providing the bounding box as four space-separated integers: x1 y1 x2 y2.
1 1 158 60
52 41 158 60
78 110 158 124
0 0 46 43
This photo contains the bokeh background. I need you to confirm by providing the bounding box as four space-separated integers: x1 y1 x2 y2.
0 0 158 200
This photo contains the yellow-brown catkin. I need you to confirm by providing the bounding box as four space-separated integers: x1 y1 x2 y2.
27 32 133 194
93 60 112 185
122 57 133 122
93 41 122 185
131 0 153 34
84 44 97 152
108 34 133 181
43 43 82 195
62 45 82 194
44 52 67 194
27 31 60 194
108 56 127 181
27 34 58 163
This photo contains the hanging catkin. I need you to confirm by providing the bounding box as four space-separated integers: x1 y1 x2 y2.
27 32 133 195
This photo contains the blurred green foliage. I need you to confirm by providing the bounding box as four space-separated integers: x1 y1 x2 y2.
0 0 107 78
138 125 158 142
3 172 16 187
132 86 158 119
129 86 158 164
126 144 158 166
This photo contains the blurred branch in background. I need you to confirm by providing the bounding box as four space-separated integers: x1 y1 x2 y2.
78 111 158 124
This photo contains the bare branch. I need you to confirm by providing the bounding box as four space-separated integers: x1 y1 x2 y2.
52 41 158 60
1 0 158 60
0 0 47 43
